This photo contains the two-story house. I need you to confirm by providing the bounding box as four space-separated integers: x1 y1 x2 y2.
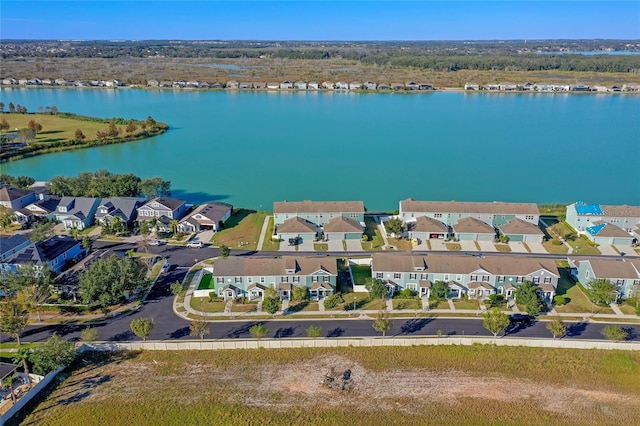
0 186 37 210
273 200 365 243
399 199 540 241
0 235 85 275
370 253 559 301
55 197 101 230
565 202 640 245
95 197 146 228
568 257 640 300
178 202 232 233
0 235 31 262
212 256 338 301
136 197 187 232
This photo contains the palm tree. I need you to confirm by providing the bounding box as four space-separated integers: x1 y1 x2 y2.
2 374 17 404
169 220 179 236
12 347 31 385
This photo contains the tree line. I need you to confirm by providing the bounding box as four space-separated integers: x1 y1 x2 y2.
0 170 171 199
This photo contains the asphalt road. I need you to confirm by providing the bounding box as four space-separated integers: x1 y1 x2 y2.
7 241 632 345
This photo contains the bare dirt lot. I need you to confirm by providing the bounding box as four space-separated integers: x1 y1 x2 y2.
12 347 640 426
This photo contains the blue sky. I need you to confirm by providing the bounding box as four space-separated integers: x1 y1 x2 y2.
1 1 639 40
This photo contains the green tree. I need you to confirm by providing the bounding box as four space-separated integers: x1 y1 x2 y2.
292 285 309 301
78 255 148 310
587 279 617 306
82 235 93 252
0 207 16 231
2 374 17 404
546 318 567 339
515 281 544 316
170 281 184 296
130 317 155 341
17 283 51 322
0 299 29 345
80 327 99 343
601 325 628 341
12 347 31 384
189 320 210 340
263 296 281 315
30 334 76 375
27 119 43 133
384 217 405 237
139 220 151 235
365 278 388 300
139 177 171 198
219 245 230 258
483 308 510 338
250 323 268 340
0 118 10 131
306 325 323 338
430 280 449 300
372 311 393 336
28 221 55 243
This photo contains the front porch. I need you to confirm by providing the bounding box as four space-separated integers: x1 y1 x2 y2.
310 282 333 300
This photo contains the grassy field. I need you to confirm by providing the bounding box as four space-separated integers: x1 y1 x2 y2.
15 346 640 426
190 296 226 313
0 112 168 161
211 210 266 251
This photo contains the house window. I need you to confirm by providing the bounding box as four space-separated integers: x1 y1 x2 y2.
616 279 624 286
393 273 401 279
544 277 552 284
235 277 242 283
456 275 462 281
498 276 505 283
444 274 449 281
532 276 540 284
350 213 359 218
420 274 427 280
470 275 478 281
482 275 490 282
407 283 417 291
247 277 253 283
216 278 224 283
434 213 442 218
516 276 523 283
409 273 417 280
525 215 534 221
376 273 383 279
293 276 300 283
260 277 265 283
323 276 330 283
281 276 289 282
312 276 319 283
586 271 590 279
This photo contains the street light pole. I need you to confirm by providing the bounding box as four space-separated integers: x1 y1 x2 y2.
353 296 356 313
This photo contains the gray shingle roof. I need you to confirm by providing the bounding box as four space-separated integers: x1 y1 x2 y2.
452 217 495 234
408 216 449 233
323 216 363 233
274 200 364 214
214 256 337 277
401 198 539 215
498 218 544 236
277 217 317 233
0 186 34 202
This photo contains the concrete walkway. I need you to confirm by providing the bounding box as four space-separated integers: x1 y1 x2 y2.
256 215 271 250
447 299 456 310
609 303 624 316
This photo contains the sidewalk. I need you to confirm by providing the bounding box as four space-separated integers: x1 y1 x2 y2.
256 215 271 251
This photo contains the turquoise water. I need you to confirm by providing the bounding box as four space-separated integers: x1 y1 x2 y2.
1 88 639 210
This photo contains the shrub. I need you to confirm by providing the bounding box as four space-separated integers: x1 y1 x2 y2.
553 295 566 306
488 294 505 307
399 288 415 299
323 294 342 310
551 239 563 246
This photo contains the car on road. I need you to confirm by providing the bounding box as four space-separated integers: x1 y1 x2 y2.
161 263 172 273
149 240 166 246
186 240 204 248
509 313 534 324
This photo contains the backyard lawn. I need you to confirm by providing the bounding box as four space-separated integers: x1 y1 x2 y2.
211 209 266 251
361 216 384 251
261 216 280 251
554 285 614 315
197 273 215 290
350 264 372 286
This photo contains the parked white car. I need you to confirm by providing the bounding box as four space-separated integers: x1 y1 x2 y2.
149 239 165 246
186 240 204 248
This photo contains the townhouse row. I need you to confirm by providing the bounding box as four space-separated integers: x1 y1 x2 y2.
206 252 639 303
464 82 640 93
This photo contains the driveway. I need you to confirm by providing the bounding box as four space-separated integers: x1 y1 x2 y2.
345 239 363 251
614 245 636 256
476 241 497 252
597 244 619 256
458 240 478 252
526 242 548 254
509 242 529 253
412 240 430 251
196 230 215 244
327 239 344 252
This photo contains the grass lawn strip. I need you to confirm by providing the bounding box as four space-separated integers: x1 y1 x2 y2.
17 347 640 425
261 216 280 251
361 216 384 251
211 210 266 251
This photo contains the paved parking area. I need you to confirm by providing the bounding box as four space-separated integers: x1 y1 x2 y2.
345 239 363 251
526 242 548 254
476 240 497 252
412 241 430 251
458 240 478 252
196 230 215 244
429 240 447 251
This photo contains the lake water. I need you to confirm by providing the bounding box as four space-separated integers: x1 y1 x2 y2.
1 88 639 211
